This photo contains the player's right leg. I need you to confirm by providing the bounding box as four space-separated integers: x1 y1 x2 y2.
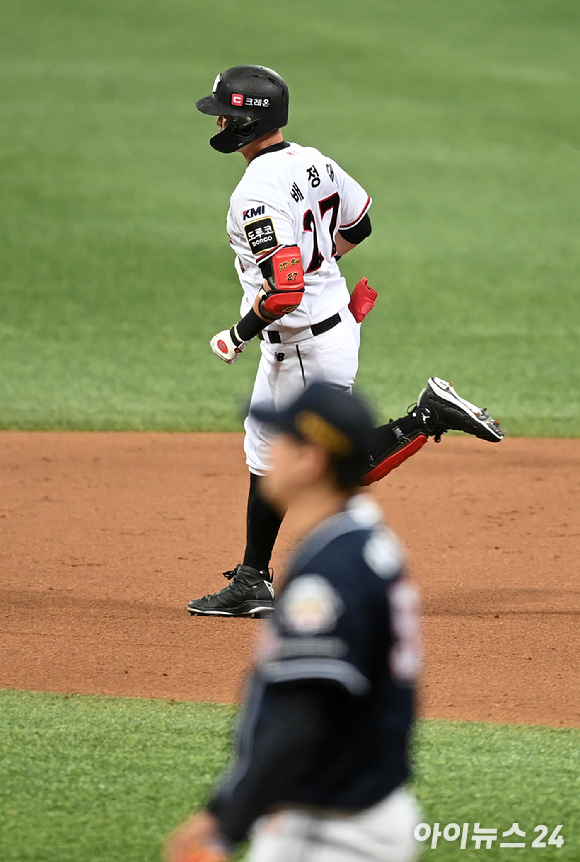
186 560 275 617
187 321 360 617
188 346 289 618
187 466 278 616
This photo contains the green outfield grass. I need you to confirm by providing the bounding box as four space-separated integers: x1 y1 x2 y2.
0 689 578 861
1 0 579 434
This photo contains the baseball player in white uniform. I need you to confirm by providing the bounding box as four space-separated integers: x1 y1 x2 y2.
187 65 503 617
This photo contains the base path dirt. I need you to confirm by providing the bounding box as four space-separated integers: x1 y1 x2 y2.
1 432 578 727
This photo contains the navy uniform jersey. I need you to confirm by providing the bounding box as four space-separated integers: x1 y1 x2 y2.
221 494 421 812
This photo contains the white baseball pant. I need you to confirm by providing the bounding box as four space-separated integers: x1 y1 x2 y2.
244 309 360 476
246 787 422 862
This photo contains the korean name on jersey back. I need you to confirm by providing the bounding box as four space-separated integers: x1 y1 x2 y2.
244 217 279 256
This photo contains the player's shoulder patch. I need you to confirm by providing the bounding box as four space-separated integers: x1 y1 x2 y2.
280 574 344 636
363 528 404 579
244 216 279 257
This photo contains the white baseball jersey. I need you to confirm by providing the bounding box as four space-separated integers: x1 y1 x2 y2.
226 142 371 330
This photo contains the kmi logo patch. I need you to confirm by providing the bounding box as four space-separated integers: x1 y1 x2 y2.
242 205 266 221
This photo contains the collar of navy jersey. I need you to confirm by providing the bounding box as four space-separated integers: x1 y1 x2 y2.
286 494 382 576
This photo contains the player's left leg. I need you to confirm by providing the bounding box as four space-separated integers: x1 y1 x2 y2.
364 377 504 485
417 376 504 441
364 421 428 485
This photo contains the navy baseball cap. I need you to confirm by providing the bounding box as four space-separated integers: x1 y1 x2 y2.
250 381 376 461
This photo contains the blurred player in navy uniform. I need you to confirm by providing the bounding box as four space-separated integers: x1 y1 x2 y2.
165 382 422 862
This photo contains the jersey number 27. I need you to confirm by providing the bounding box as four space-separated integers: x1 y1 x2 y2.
303 192 340 273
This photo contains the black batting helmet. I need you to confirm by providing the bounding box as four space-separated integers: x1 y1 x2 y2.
196 65 289 154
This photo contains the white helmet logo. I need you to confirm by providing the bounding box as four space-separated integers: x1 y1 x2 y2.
212 73 222 94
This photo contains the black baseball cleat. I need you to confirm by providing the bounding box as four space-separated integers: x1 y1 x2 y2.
187 564 275 617
415 377 504 443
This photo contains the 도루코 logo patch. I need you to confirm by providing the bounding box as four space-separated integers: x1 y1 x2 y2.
244 217 278 256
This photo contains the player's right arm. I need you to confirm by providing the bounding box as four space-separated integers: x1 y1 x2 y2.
211 197 306 363
210 244 305 363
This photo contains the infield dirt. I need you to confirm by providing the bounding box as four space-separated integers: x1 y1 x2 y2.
1 432 578 727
